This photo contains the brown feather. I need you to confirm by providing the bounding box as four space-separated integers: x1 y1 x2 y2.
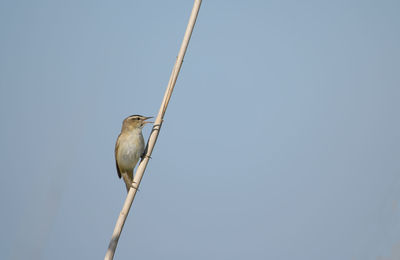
115 134 122 178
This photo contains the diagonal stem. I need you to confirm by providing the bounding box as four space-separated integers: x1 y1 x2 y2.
104 1 202 259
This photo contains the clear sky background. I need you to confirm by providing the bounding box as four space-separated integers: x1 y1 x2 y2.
1 0 400 259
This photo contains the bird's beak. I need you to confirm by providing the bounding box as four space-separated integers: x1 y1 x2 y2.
143 116 154 125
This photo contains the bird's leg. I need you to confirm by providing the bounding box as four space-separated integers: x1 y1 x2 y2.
141 146 152 160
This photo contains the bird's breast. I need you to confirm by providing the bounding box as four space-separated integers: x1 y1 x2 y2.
117 133 144 171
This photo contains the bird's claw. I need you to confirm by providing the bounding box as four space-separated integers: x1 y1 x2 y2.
131 182 139 191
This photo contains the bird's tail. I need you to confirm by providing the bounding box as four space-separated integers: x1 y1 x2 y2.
121 172 133 193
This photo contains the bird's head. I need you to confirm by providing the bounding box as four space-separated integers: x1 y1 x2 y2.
122 115 153 131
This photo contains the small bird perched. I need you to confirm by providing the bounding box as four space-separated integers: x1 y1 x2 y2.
115 115 153 192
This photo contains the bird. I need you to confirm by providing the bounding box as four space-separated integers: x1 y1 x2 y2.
115 115 153 192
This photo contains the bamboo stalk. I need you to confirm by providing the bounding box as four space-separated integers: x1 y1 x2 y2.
104 1 202 259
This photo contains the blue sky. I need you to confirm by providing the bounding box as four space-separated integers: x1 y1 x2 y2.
1 1 400 259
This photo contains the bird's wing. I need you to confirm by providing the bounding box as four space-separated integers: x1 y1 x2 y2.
115 134 122 178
